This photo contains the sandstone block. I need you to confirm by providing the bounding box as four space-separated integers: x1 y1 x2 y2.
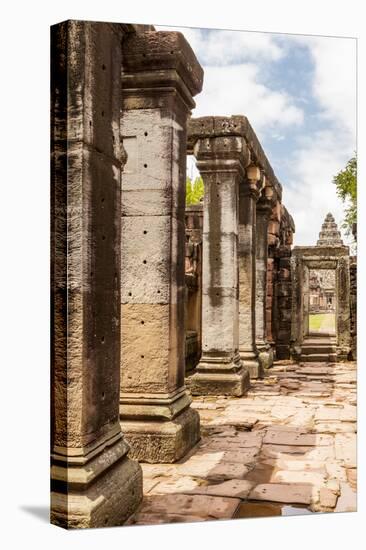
249 483 312 504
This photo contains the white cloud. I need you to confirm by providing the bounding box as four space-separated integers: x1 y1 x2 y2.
157 26 303 134
284 35 357 138
157 26 356 248
279 35 356 247
192 63 304 132
157 26 284 64
285 130 353 247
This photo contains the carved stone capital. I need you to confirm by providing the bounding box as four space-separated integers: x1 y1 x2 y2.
122 31 203 112
194 135 250 179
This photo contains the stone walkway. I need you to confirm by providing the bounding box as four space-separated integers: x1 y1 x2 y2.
126 360 357 526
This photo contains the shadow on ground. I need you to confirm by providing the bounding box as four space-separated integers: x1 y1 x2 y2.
20 505 49 523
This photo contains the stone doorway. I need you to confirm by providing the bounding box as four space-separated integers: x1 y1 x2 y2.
290 214 351 362
308 268 336 336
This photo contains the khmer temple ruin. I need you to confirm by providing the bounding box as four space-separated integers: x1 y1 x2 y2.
51 21 357 529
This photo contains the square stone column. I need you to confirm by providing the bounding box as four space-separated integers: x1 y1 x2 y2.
266 201 281 349
336 255 351 359
51 21 142 529
189 121 251 396
255 191 275 370
185 204 204 373
119 31 203 463
238 166 262 378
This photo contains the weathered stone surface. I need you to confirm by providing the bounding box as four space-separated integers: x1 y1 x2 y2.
256 196 275 370
319 487 338 508
119 29 203 462
334 482 357 512
272 470 326 486
132 494 240 521
190 121 252 395
261 444 335 461
135 359 356 524
291 235 351 359
150 476 200 494
51 20 143 529
249 483 312 504
346 468 357 489
206 462 251 481
122 407 200 463
334 433 357 467
312 421 356 434
263 429 332 446
190 479 255 499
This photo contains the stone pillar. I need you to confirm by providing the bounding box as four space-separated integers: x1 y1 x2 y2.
185 204 203 373
238 165 262 378
275 247 293 359
349 257 357 360
266 201 281 351
336 255 351 359
189 124 250 396
275 207 295 359
119 31 203 463
255 191 274 370
51 21 142 529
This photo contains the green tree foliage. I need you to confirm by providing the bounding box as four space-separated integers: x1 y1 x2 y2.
333 155 357 237
186 176 204 205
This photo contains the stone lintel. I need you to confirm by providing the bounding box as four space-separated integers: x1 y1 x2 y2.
293 245 349 257
188 115 282 199
122 31 203 111
185 202 204 215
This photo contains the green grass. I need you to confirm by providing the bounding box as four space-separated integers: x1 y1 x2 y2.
309 313 336 332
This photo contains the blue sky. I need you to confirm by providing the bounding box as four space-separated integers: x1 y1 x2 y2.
157 26 356 246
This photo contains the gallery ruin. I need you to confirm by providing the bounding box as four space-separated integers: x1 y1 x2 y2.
51 21 357 529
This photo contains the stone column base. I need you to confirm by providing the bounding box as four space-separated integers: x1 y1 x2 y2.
257 343 274 370
336 347 350 361
189 354 250 396
51 437 143 529
240 350 263 379
190 368 250 396
121 407 200 463
276 344 290 360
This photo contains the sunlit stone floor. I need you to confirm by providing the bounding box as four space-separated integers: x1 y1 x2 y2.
126 360 357 526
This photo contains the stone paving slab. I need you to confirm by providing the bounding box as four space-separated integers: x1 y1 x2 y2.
249 483 313 504
188 479 255 499
335 433 357 467
129 494 241 523
272 470 327 485
263 429 333 446
135 360 356 524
